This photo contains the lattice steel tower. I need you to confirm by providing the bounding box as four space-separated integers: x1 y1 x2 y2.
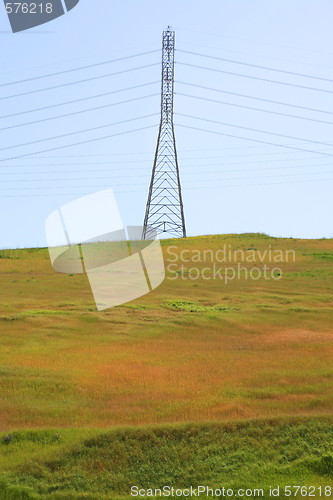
143 27 186 239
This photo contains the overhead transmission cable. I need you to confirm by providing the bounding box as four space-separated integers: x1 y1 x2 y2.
0 50 159 87
177 92 333 126
177 81 333 116
2 159 333 177
177 49 333 83
176 62 333 94
1 177 332 198
175 123 333 159
176 113 333 150
0 81 159 120
0 63 159 101
0 94 159 132
8 139 333 159
0 122 158 164
1 168 333 185
2 153 333 172
0 114 158 153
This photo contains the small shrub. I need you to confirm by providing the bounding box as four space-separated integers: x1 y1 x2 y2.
2 434 12 445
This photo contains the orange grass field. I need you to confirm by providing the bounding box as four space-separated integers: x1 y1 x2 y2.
0 233 333 430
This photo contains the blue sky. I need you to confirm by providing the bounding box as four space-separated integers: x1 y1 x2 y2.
1 0 333 248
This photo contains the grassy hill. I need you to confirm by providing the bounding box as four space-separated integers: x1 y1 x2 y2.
0 233 333 498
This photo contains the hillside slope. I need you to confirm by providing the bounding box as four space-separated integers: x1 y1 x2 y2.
0 233 333 428
0 233 333 498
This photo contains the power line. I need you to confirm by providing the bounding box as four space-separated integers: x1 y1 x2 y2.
177 49 333 84
0 114 158 154
176 113 333 151
178 39 333 72
5 140 333 159
180 158 333 171
0 123 158 164
1 145 333 167
176 62 333 94
184 177 333 190
2 150 333 174
0 160 153 169
177 92 333 126
190 169 333 182
3 91 331 152
0 50 159 88
0 171 329 189
178 152 333 163
0 63 159 101
1 168 332 185
6 89 326 141
1 176 332 198
2 159 332 177
2 156 332 174
176 27 333 57
1 182 147 191
177 82 333 116
1 148 322 163
1 150 333 173
0 81 159 120
0 94 159 132
175 123 333 158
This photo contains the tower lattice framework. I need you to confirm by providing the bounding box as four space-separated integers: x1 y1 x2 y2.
143 27 186 239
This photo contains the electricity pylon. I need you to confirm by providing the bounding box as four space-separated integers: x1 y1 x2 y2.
142 27 186 239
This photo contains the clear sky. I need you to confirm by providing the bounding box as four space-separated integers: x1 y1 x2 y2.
1 0 333 248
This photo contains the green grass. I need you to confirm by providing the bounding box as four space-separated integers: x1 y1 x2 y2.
165 300 238 312
0 418 332 498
